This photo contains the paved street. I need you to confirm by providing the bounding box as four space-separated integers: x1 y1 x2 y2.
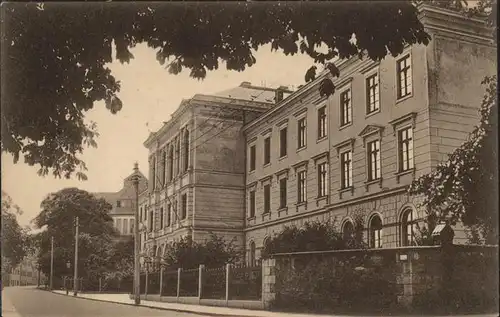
2 286 211 317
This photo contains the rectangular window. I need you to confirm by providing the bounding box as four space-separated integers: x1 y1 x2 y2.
398 127 414 172
397 54 412 99
181 194 187 219
123 218 128 234
366 74 380 114
368 140 381 181
159 207 164 229
116 200 121 207
149 210 153 232
340 89 352 126
317 106 327 139
263 185 271 214
341 151 353 189
183 130 190 172
152 157 156 190
317 163 328 197
298 118 307 149
176 138 181 175
166 203 171 226
139 207 143 221
117 218 122 234
279 127 287 158
264 137 271 165
297 171 306 203
162 150 167 184
130 221 134 235
249 191 256 218
279 178 287 209
249 145 256 171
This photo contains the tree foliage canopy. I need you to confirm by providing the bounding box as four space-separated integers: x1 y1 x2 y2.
2 1 436 179
408 76 498 244
162 234 240 270
33 187 118 279
1 191 29 272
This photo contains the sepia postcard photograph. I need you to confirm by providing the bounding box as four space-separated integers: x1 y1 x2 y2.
1 1 498 316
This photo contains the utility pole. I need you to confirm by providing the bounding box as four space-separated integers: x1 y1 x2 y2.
50 236 54 290
133 162 141 305
73 216 79 296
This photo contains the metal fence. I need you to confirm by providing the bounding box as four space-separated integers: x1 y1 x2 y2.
148 271 161 294
229 264 262 300
201 267 226 300
162 270 178 296
179 268 199 297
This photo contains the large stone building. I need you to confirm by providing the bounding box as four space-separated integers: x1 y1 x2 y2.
243 4 495 261
94 168 148 238
140 83 292 258
141 4 495 264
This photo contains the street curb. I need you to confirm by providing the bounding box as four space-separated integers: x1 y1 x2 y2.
49 291 248 317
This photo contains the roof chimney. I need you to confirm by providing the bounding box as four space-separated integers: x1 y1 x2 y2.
275 86 289 103
240 81 252 88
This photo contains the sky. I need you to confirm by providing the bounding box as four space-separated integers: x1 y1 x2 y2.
1 43 315 228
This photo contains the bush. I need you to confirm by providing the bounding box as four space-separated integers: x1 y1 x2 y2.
163 234 240 270
262 219 366 259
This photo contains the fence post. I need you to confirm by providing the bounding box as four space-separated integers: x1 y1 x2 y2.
176 268 182 302
99 277 102 293
225 263 231 307
159 267 164 297
65 277 69 295
198 264 204 303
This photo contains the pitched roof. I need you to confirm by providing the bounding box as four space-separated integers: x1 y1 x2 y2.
213 82 280 103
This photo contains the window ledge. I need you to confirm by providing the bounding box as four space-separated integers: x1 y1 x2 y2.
315 195 329 206
295 201 307 212
263 163 271 168
247 216 256 221
339 122 352 131
278 207 288 217
261 212 271 222
366 108 381 119
278 155 288 161
396 93 413 105
316 136 327 144
364 178 383 191
395 168 416 184
338 186 354 199
248 169 256 175
296 146 307 153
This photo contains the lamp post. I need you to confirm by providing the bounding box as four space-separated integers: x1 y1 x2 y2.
66 261 71 295
73 216 79 297
132 162 142 305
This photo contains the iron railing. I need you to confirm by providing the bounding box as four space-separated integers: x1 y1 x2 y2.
201 267 225 299
179 268 199 297
161 270 178 296
229 264 262 300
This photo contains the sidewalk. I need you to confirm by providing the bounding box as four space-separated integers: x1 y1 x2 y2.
51 290 346 317
51 290 499 317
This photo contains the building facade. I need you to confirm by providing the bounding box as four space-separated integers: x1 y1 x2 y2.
243 4 496 262
140 4 495 265
94 169 148 238
140 83 292 258
5 254 46 287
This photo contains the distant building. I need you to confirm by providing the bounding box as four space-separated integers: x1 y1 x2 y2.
140 82 292 260
5 254 46 287
94 168 148 238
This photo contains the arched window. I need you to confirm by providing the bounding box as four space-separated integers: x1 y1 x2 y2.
342 221 354 244
249 241 256 266
401 208 418 246
184 130 190 172
369 215 383 248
